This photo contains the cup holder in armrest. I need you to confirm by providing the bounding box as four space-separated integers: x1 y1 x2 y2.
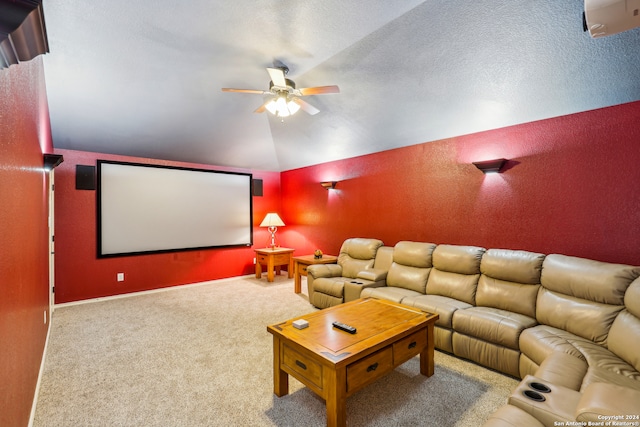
528 382 551 393
523 390 546 402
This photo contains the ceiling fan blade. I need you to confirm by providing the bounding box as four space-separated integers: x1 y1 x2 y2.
298 85 340 96
254 102 267 113
267 67 287 87
221 88 266 94
292 98 320 115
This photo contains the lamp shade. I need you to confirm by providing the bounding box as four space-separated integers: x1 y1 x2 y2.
260 213 285 227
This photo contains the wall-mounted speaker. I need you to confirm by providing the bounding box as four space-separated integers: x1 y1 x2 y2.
76 165 96 190
252 179 263 197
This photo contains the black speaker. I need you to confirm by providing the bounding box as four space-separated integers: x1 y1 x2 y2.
76 165 96 190
252 179 263 197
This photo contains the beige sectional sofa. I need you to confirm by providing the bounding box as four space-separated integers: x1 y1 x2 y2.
307 238 640 426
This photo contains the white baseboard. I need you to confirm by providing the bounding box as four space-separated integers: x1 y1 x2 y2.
54 274 256 309
29 314 51 427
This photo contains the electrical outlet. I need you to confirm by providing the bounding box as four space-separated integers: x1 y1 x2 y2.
117 272 125 282
44 310 47 324
253 257 256 264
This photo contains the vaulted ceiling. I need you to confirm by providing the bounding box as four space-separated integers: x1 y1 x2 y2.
41 1 640 172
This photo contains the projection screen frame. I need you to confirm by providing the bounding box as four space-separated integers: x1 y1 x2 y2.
97 160 253 258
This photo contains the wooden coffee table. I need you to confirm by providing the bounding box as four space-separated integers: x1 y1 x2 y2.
267 298 439 427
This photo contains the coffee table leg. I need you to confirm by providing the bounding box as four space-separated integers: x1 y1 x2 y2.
272 336 289 396
325 367 347 427
420 325 435 377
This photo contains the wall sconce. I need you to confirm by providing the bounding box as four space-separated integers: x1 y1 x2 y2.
472 158 507 174
320 181 338 190
43 154 64 170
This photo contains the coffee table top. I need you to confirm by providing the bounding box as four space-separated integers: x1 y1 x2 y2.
268 298 438 365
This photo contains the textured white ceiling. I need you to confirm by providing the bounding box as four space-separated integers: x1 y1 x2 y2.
42 1 640 171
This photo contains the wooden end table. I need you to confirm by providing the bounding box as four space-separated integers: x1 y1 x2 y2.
267 298 439 427
254 247 294 282
292 254 338 294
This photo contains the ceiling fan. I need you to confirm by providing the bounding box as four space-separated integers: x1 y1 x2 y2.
222 64 339 118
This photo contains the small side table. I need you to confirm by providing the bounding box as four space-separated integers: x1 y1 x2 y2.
292 254 338 294
255 248 295 282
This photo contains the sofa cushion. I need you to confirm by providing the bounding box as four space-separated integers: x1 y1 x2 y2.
387 264 431 294
477 277 540 319
337 238 383 278
624 276 640 318
310 289 343 308
453 307 537 350
426 244 484 305
562 337 640 390
312 278 346 298
339 237 384 261
519 325 590 365
536 288 623 345
392 241 436 267
433 244 485 274
402 294 472 328
427 269 479 305
482 405 544 427
452 333 521 377
607 277 640 373
481 248 545 284
534 351 588 391
576 382 640 422
340 258 376 279
521 323 640 391
477 249 544 318
541 254 639 305
382 241 435 294
582 365 640 392
608 310 640 373
360 286 421 304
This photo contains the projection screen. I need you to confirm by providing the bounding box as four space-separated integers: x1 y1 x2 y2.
97 160 253 257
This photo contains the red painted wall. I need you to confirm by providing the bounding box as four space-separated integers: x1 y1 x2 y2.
280 101 640 266
53 149 281 303
0 57 53 427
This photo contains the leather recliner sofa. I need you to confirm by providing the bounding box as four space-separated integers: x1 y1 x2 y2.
306 238 393 309
317 239 640 426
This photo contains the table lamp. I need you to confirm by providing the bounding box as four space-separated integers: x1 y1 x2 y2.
260 213 285 249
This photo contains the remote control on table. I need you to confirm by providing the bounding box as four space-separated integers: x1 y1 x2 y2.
332 321 357 334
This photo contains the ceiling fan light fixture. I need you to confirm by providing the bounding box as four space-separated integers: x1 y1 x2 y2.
265 94 300 117
287 99 300 115
223 63 338 117
275 96 289 117
264 99 278 115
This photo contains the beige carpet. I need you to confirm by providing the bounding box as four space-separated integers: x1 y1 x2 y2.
33 275 517 426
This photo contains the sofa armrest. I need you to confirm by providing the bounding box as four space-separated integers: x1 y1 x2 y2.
307 264 343 279
575 383 640 422
344 279 387 303
356 268 388 282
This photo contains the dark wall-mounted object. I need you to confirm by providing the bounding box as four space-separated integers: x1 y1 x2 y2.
0 0 49 69
252 179 263 197
43 153 63 170
472 158 507 174
76 165 96 190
